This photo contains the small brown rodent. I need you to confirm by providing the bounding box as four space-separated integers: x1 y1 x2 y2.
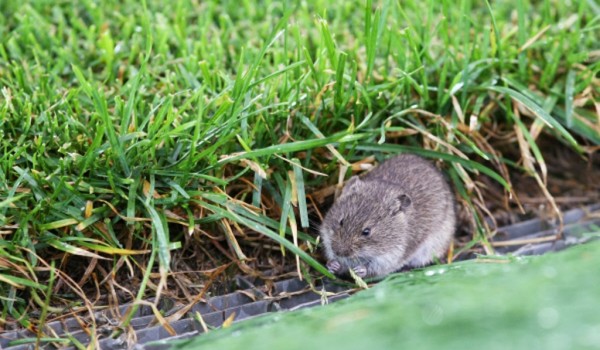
320 154 456 278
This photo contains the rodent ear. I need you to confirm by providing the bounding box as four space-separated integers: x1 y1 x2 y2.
341 176 362 197
390 194 411 216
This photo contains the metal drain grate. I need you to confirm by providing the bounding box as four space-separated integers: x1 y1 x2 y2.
2 204 599 350
0 275 351 350
493 204 600 256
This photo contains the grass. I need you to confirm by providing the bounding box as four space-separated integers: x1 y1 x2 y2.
173 240 600 350
0 0 599 340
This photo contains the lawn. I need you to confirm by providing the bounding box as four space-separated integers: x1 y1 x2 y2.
1 0 599 341
174 241 600 350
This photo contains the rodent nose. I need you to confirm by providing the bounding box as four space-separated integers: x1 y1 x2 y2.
332 241 352 257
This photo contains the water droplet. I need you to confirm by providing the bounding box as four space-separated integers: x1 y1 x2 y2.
537 307 559 329
542 265 557 279
374 288 386 301
424 268 446 276
580 324 600 347
421 303 444 326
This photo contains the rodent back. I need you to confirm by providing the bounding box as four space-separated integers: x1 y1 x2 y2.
365 154 448 187
364 154 454 215
361 154 456 251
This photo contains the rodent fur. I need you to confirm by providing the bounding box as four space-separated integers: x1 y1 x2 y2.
320 154 456 278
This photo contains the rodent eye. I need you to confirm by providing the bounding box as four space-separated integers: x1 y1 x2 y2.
361 228 371 236
339 219 344 227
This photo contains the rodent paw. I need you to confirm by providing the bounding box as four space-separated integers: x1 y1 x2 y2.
326 259 342 274
353 265 368 278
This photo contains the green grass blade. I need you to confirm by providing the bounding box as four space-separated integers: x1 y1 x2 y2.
564 69 576 128
487 86 581 152
141 200 171 274
355 143 511 190
292 158 309 229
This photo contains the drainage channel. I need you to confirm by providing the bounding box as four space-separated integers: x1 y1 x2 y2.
1 274 352 350
492 203 600 256
1 204 599 350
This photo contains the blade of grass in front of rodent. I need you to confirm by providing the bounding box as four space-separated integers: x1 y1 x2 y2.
194 198 334 278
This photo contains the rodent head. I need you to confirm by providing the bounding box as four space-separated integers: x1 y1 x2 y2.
320 176 412 265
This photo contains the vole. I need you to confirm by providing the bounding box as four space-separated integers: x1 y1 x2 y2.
320 154 456 278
